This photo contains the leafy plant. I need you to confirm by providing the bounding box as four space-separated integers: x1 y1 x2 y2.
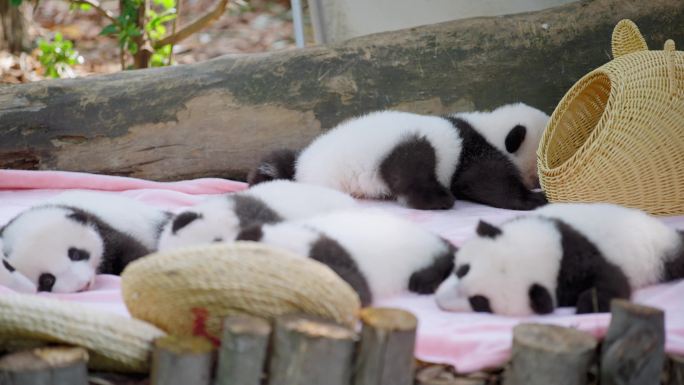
13 0 230 70
36 32 84 78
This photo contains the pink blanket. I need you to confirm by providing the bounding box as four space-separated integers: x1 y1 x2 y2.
1 169 683 373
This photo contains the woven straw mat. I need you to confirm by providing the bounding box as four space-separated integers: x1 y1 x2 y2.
538 19 684 215
121 242 361 339
0 294 165 373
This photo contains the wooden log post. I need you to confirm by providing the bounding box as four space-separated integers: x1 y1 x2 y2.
0 346 89 385
666 355 684 385
150 335 215 385
600 300 665 385
215 315 271 385
353 307 418 385
1 0 683 181
268 314 357 385
503 323 598 385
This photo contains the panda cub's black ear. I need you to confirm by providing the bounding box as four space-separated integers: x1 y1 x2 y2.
476 220 502 238
505 124 527 154
67 211 89 225
171 212 202 234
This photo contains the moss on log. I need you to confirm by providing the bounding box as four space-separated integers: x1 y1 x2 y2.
1 0 683 181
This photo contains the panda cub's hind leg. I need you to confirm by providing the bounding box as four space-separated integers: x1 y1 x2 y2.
380 135 455 210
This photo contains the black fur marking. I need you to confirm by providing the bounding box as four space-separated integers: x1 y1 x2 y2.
248 149 298 185
469 295 492 313
59 206 152 276
172 212 202 234
232 194 282 229
551 218 631 314
505 125 527 153
2 259 15 272
456 264 470 279
67 211 89 225
38 273 56 292
379 134 455 210
447 117 546 210
408 241 456 294
663 231 684 282
309 235 373 306
213 237 224 243
68 247 90 261
476 220 502 238
529 283 554 314
235 225 264 242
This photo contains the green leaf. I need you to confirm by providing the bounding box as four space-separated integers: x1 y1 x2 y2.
10 0 22 6
79 3 92 11
128 41 138 54
54 32 63 42
100 24 118 36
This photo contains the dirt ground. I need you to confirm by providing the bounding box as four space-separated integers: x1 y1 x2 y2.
0 0 297 84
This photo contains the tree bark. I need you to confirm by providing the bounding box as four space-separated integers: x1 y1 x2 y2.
1 0 683 181
150 335 215 385
267 314 357 385
353 307 418 385
215 315 271 385
0 346 89 385
0 0 27 53
504 323 597 385
600 300 665 385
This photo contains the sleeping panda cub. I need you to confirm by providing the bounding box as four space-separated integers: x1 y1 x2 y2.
0 191 171 292
435 203 684 316
236 210 455 306
157 180 356 251
249 103 549 211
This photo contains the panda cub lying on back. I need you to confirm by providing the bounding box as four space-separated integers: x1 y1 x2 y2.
157 180 356 251
237 210 455 306
435 203 684 315
249 103 549 211
0 191 170 292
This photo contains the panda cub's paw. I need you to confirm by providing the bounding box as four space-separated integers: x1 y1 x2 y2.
401 184 455 210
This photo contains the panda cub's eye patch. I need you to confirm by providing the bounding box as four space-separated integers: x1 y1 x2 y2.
38 273 56 292
68 247 90 261
455 264 470 278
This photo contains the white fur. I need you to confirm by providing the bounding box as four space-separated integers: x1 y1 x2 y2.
436 217 562 316
0 238 36 293
47 190 169 250
157 180 356 251
435 203 681 316
295 111 463 198
454 103 549 188
256 209 452 301
534 203 681 288
1 206 105 293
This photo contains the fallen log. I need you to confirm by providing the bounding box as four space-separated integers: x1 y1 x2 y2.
1 0 683 181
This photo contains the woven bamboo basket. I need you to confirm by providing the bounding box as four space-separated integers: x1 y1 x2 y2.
121 242 361 340
538 20 684 216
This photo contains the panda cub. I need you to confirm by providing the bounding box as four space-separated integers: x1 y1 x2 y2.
249 103 549 211
236 210 455 306
157 180 356 251
0 191 171 292
435 203 684 316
